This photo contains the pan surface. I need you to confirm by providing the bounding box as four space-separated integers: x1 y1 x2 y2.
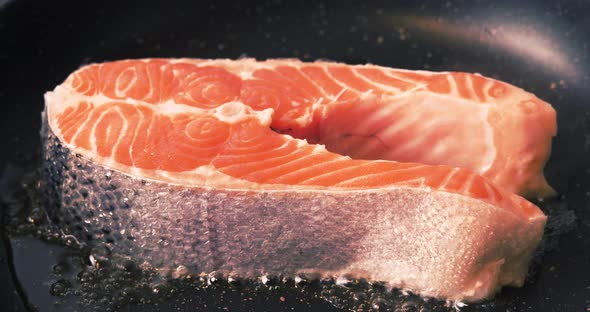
1 0 589 311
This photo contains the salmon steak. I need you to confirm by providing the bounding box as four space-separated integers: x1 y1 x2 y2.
41 58 555 302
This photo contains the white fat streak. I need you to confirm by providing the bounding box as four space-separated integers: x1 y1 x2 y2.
210 136 310 174
332 165 427 187
128 105 144 167
311 96 326 111
169 58 283 80
482 178 500 203
426 142 452 161
351 67 405 94
464 74 479 102
350 93 404 135
89 108 109 153
459 172 475 194
380 68 435 95
45 87 72 130
115 67 138 98
385 68 435 84
294 65 334 100
143 110 156 159
297 65 333 99
321 64 362 96
296 159 379 185
378 105 421 139
290 64 342 102
273 156 346 182
156 165 211 185
232 145 320 178
360 65 435 96
211 101 274 126
481 79 495 103
111 105 129 159
478 106 496 173
446 74 459 98
400 114 459 164
291 106 315 128
384 130 428 155
65 103 94 145
440 168 460 189
387 66 441 77
332 86 350 102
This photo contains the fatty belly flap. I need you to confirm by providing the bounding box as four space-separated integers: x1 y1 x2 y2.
40 116 545 302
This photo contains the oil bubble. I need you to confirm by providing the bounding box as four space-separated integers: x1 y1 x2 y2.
49 279 72 297
52 261 70 274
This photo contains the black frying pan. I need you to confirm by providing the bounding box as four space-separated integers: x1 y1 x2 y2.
1 0 589 311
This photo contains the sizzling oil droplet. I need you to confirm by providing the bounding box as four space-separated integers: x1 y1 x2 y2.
52 262 70 275
50 279 72 297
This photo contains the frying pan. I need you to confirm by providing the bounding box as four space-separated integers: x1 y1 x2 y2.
1 0 589 311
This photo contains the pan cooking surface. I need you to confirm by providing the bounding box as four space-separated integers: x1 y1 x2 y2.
1 0 590 311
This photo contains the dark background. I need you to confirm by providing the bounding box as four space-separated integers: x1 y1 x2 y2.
1 0 590 311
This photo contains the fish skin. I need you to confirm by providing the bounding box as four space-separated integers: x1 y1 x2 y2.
41 58 553 302
41 125 546 302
